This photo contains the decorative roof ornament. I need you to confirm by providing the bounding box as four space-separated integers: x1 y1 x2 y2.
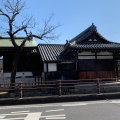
91 23 97 31
66 40 69 43
65 40 70 47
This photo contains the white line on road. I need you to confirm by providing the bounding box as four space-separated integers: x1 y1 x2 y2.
62 103 87 106
0 104 58 109
11 111 30 114
0 113 29 116
46 117 66 119
0 117 25 120
0 112 39 116
0 116 5 118
46 109 64 112
40 114 66 119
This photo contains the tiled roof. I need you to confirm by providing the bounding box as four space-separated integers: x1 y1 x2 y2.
69 24 111 44
69 43 120 50
38 44 77 62
38 24 120 61
61 24 120 54
0 37 37 47
0 47 38 54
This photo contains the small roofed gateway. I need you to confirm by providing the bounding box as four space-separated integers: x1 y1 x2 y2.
0 37 43 78
38 24 120 81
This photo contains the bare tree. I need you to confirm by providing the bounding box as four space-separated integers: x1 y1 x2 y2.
0 0 60 88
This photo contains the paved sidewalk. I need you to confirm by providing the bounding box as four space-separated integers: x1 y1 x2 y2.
0 92 120 106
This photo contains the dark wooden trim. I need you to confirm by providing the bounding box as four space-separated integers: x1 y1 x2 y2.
95 52 97 59
79 71 116 79
46 63 48 72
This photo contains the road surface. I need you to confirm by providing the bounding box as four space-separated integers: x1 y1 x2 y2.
0 99 120 120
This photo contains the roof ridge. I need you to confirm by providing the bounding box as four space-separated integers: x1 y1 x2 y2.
37 43 64 46
0 37 27 39
69 24 97 44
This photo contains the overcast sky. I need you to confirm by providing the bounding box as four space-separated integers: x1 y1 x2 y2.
4 0 120 44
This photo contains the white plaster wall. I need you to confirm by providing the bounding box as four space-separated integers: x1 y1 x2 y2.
44 63 47 72
97 56 113 59
78 56 95 59
48 63 57 72
78 51 113 59
97 51 113 55
78 52 95 55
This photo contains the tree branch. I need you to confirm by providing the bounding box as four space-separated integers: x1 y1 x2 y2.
13 25 27 35
0 0 60 47
0 9 10 20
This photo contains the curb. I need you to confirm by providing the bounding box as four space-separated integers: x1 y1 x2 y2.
0 93 120 106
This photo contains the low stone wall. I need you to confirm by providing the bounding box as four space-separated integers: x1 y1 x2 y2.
0 72 34 84
0 77 34 84
74 84 120 94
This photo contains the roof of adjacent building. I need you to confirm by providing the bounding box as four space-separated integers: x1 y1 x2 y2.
38 44 77 62
0 37 37 47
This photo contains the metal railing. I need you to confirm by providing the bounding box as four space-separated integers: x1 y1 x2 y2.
0 78 119 98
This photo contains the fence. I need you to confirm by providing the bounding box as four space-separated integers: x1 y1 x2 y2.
0 77 120 98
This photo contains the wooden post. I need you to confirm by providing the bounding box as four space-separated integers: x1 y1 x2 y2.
58 80 62 96
97 78 100 94
19 81 23 98
0 84 1 92
38 76 39 85
35 77 36 85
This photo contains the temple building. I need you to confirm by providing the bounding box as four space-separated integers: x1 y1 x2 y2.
38 24 120 81
1 24 120 81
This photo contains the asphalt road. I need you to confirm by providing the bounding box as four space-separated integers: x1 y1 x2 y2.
0 99 120 120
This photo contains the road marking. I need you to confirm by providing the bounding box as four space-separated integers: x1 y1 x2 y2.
0 104 58 109
46 109 64 112
46 117 66 119
25 112 42 120
40 114 66 119
11 111 30 114
0 116 5 118
61 100 119 107
0 113 30 116
0 108 66 120
62 103 87 106
0 118 25 120
0 112 42 120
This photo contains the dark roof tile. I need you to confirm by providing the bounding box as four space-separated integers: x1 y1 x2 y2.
69 43 120 50
38 44 77 62
69 24 111 44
